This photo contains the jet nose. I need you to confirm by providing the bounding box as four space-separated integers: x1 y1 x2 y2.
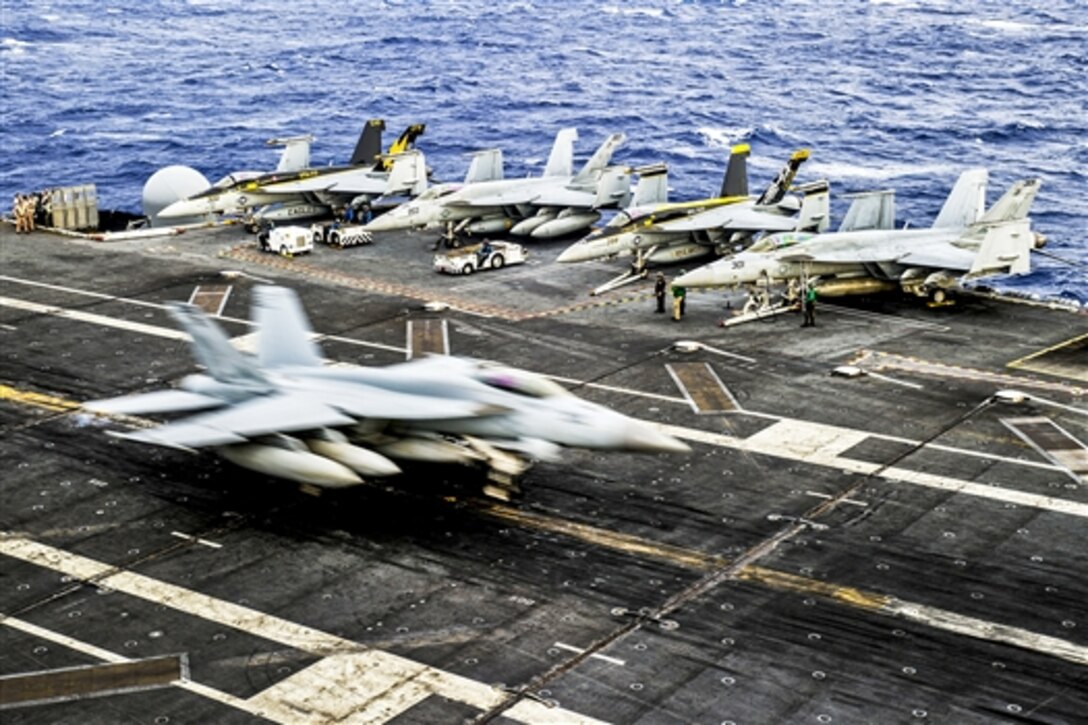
673 265 719 289
623 419 691 453
157 198 206 219
557 242 592 263
363 210 405 232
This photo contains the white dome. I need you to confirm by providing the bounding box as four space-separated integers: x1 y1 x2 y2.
142 165 210 226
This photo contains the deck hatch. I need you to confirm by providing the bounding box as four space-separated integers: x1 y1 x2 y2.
666 362 739 414
188 284 232 316
1003 416 1088 482
406 318 449 359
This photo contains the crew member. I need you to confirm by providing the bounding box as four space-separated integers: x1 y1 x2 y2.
654 272 667 313
12 195 24 233
802 282 817 327
477 239 494 267
672 280 687 321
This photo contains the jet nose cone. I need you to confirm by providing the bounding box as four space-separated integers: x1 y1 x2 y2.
623 419 691 453
363 211 403 232
673 266 717 289
557 242 591 263
157 199 204 219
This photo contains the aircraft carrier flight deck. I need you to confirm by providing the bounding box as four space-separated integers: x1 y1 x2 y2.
1 223 1086 724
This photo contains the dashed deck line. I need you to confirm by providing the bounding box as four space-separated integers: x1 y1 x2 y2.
219 244 650 321
851 349 1087 397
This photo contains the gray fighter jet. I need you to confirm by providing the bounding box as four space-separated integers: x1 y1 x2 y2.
672 170 1043 303
363 128 631 239
83 287 687 499
157 120 428 223
556 146 831 294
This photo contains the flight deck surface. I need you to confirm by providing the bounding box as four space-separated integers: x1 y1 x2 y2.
1 224 1086 724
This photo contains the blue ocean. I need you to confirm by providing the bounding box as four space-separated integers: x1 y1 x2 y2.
2 0 1085 300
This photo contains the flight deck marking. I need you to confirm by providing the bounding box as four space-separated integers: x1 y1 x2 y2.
187 284 232 316
0 652 185 709
170 531 223 549
666 362 740 413
1002 417 1088 483
0 296 191 341
0 536 602 725
552 642 626 666
0 293 1080 515
1006 332 1088 384
406 318 449 359
851 349 1087 397
477 506 1088 667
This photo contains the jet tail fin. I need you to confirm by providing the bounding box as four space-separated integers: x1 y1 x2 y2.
592 166 633 209
168 303 267 386
543 128 578 177
793 181 831 232
464 148 504 183
268 135 313 173
838 190 896 232
756 149 810 206
573 132 626 184
977 178 1040 224
932 168 987 229
719 144 750 198
386 124 426 157
252 286 325 369
383 150 429 197
966 220 1035 277
631 163 669 206
349 119 386 166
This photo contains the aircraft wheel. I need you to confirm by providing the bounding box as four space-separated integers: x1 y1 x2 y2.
930 288 947 304
491 254 505 269
312 230 323 244
330 232 341 247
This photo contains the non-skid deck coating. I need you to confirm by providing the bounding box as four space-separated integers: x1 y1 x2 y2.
1 223 1087 724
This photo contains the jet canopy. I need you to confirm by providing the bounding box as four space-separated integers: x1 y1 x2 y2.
474 363 570 398
747 232 815 253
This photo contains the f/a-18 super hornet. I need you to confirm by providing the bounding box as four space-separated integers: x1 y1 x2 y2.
363 128 631 239
83 287 687 500
157 120 428 224
673 169 1044 304
556 145 830 294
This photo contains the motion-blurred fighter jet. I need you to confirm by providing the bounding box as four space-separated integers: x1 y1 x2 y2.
83 287 687 500
557 146 830 294
157 120 428 224
364 128 631 239
673 170 1043 304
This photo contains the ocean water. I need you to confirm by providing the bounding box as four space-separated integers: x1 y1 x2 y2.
2 0 1085 300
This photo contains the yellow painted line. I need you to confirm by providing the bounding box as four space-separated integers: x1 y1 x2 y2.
0 384 81 413
1006 331 1088 367
739 566 892 611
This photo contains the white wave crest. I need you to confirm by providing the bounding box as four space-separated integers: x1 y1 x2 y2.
806 160 962 181
698 126 754 149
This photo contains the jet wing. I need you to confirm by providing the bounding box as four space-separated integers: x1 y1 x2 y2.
777 243 975 271
116 394 356 450
83 390 226 416
656 205 799 234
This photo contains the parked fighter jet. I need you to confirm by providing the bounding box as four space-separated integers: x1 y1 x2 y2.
363 128 630 239
673 170 1043 303
83 287 687 500
556 146 830 294
157 120 427 223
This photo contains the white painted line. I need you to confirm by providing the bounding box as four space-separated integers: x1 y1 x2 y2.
865 370 925 390
215 286 232 317
0 536 605 725
3 615 271 720
887 600 1088 666
170 531 223 549
553 641 626 666
0 296 190 341
689 343 757 365
664 422 1088 520
0 323 16 331
804 490 867 507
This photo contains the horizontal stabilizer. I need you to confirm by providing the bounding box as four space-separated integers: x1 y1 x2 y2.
593 166 632 209
383 150 429 197
83 389 225 416
967 220 1035 276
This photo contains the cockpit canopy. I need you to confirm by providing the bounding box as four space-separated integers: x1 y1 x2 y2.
747 232 815 253
475 363 570 398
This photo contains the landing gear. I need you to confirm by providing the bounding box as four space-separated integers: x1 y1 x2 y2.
591 246 658 296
